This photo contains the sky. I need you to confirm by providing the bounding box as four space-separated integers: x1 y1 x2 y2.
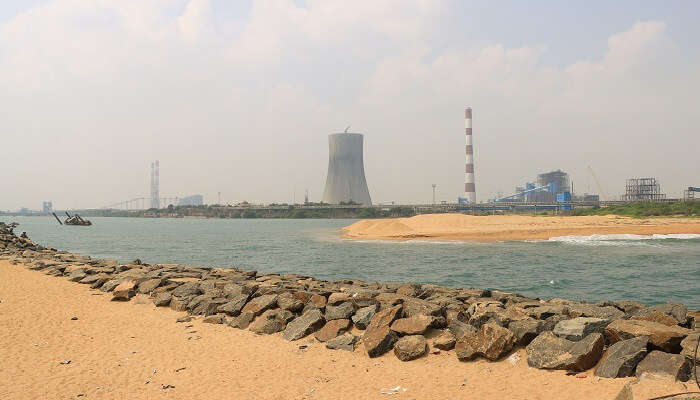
1 0 699 210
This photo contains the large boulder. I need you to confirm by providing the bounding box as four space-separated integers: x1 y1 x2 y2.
66 268 88 282
448 319 477 340
153 292 172 307
554 317 610 341
390 315 434 336
433 330 456 350
469 305 529 328
508 318 544 345
325 301 355 321
526 332 605 371
112 280 136 301
529 305 569 320
240 294 278 316
402 298 443 318
171 281 202 298
568 303 625 320
137 278 163 294
634 302 687 325
314 319 351 342
283 309 325 341
394 335 428 361
363 326 398 358
365 305 402 334
277 293 304 312
326 332 358 352
455 323 516 361
352 305 377 330
635 350 692 381
630 311 681 327
229 311 256 329
217 294 250 316
605 319 690 353
595 336 648 378
249 309 292 335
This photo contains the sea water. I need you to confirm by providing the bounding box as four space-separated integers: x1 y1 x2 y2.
4 216 699 308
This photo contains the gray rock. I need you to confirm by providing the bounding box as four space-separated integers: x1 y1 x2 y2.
554 317 610 341
203 314 226 324
680 333 699 363
240 294 278 316
249 309 288 334
137 278 163 294
66 268 87 282
172 281 202 298
635 350 692 381
642 302 688 325
229 310 256 329
217 294 250 316
100 279 121 292
508 318 544 345
448 319 477 340
529 305 569 320
455 323 516 361
568 303 625 320
595 336 648 378
326 332 358 351
526 332 605 371
432 330 456 350
394 335 428 361
283 309 325 341
277 293 304 312
351 305 377 330
112 280 136 301
325 301 355 321
605 319 690 353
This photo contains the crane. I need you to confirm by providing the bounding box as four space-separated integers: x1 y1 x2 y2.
587 166 608 201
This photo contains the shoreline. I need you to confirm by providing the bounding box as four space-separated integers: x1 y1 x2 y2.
341 214 700 242
1 222 698 399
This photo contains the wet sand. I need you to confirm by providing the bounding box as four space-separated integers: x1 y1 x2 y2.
341 214 700 241
0 260 691 400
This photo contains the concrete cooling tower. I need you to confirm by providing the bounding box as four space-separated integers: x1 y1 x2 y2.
322 133 372 205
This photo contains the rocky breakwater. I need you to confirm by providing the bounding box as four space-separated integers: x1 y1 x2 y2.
1 222 698 383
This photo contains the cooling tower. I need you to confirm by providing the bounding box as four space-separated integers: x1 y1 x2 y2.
322 133 372 205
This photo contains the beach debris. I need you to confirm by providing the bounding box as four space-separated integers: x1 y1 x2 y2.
70 317 78 321
394 335 428 361
145 380 150 385
380 386 407 395
175 367 186 372
507 353 521 366
298 345 309 350
162 384 175 390
59 360 71 365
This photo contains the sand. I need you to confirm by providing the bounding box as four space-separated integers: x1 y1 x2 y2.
341 214 700 241
0 261 694 399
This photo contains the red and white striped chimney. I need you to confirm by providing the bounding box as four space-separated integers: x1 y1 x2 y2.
464 107 476 203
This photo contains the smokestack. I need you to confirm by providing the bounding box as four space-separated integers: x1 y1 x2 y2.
464 108 476 203
322 132 372 205
150 160 160 209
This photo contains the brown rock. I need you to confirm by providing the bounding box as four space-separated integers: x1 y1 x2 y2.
394 335 428 361
169 296 190 312
229 310 256 329
366 304 402 334
605 319 690 353
153 292 172 307
390 315 434 335
202 314 225 324
314 319 351 342
363 326 398 358
327 292 350 306
455 323 516 361
526 332 605 371
630 311 679 327
137 278 163 294
310 294 327 309
433 330 456 350
680 332 699 363
249 309 289 334
240 294 278 316
112 280 136 301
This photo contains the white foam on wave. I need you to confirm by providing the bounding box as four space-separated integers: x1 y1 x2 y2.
548 233 700 246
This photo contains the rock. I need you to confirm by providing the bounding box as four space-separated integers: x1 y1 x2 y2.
309 294 327 309
455 323 516 361
469 305 529 328
390 315 434 336
283 309 325 341
176 315 191 323
448 319 477 340
568 303 625 320
100 279 121 292
508 318 544 345
222 283 246 298
277 293 304 312
613 300 646 316
217 294 249 316
229 311 256 329
249 309 288 334
325 301 355 321
365 304 402 334
554 317 610 341
680 333 699 363
189 295 225 316
640 302 688 325
433 330 456 350
526 332 605 371
172 281 202 298
326 332 358 351
314 319 351 342
595 336 648 378
363 326 398 358
394 335 428 361
351 305 377 330
630 311 679 327
153 292 172 307
169 296 190 312
137 278 163 294
203 314 225 324
66 268 87 282
240 294 278 316
402 298 443 318
112 280 136 301
635 350 692 381
327 292 350 305
529 305 569 320
605 319 690 353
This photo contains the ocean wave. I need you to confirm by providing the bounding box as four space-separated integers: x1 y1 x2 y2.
548 233 700 246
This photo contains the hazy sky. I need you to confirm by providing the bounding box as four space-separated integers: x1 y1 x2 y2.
1 0 699 210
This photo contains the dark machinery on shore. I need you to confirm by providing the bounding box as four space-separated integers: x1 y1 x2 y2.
52 212 92 226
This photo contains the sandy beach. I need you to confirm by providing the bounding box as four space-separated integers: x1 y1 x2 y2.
341 214 700 241
0 260 694 400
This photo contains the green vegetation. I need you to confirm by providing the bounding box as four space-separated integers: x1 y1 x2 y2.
573 202 699 217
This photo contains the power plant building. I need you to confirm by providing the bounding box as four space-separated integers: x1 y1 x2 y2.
178 195 204 206
322 132 372 205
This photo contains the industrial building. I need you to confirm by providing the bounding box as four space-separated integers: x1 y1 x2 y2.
42 201 53 213
322 131 372 205
621 178 666 202
178 195 204 206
